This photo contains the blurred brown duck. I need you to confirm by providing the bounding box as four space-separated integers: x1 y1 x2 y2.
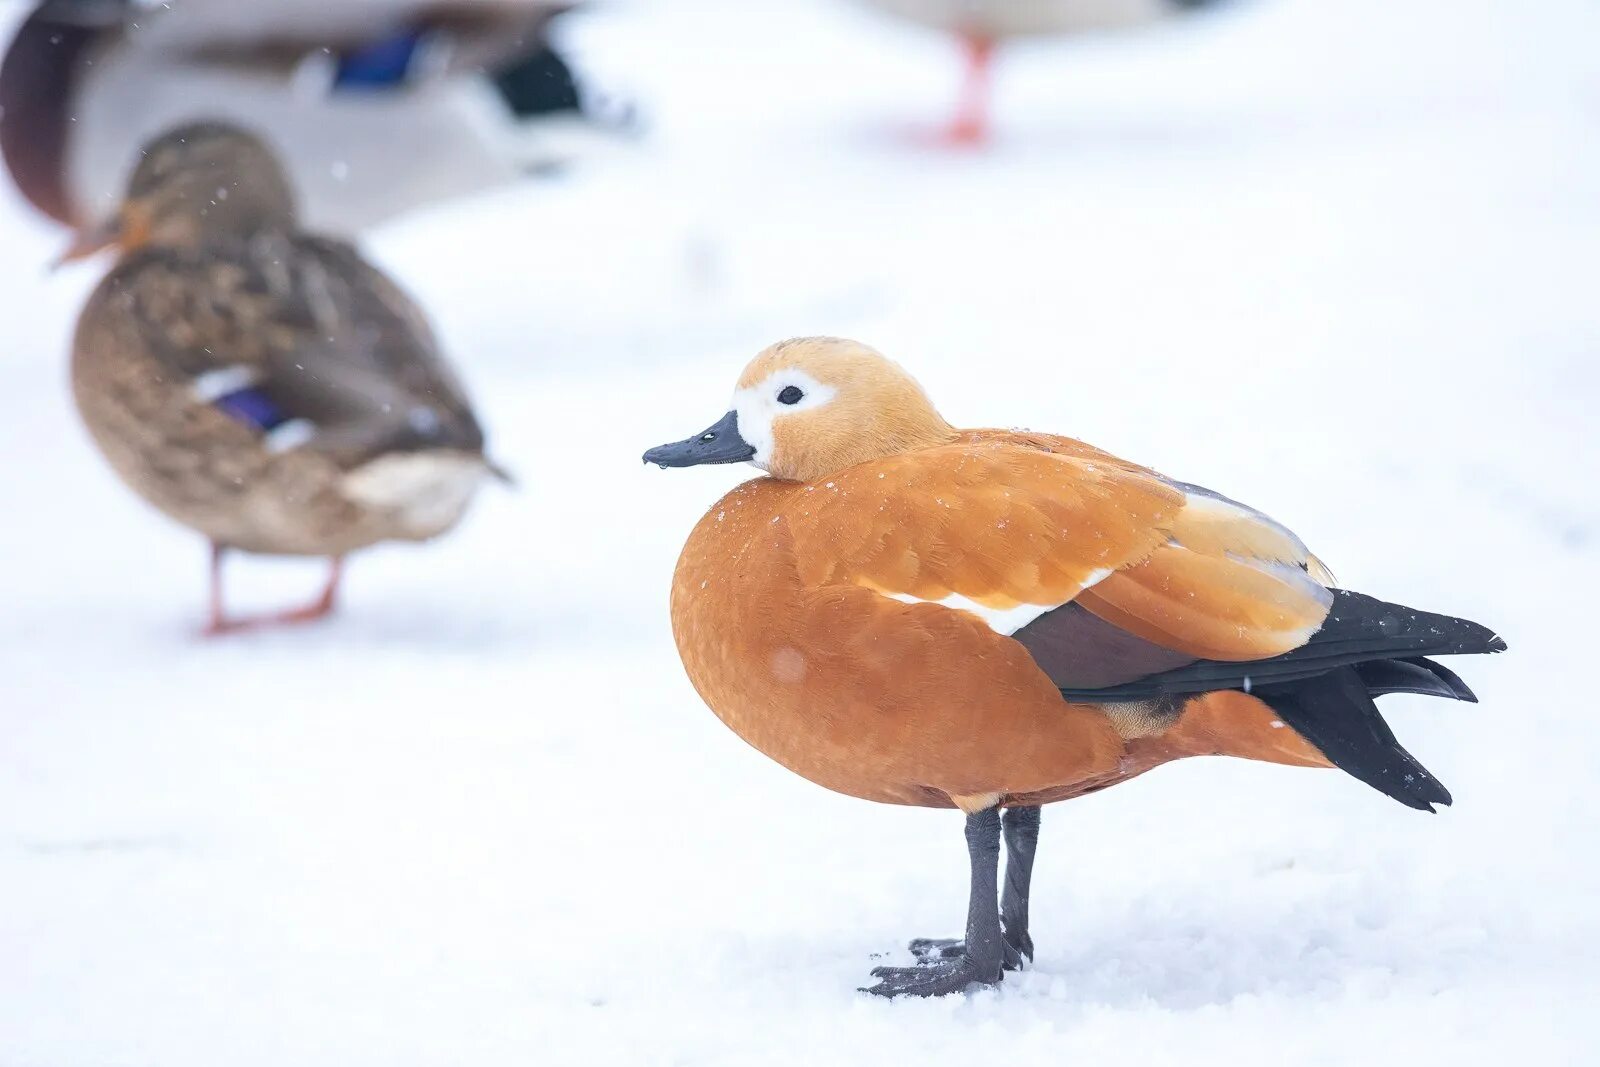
70 122 502 634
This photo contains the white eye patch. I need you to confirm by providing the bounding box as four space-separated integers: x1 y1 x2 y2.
731 369 837 470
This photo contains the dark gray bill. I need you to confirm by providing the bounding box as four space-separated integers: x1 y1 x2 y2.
643 410 756 468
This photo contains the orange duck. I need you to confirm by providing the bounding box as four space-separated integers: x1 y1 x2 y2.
645 337 1504 998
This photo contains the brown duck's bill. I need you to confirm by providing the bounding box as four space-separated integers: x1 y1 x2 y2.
49 216 120 269
49 203 149 270
643 410 755 468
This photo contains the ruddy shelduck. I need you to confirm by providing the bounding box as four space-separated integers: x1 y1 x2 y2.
70 123 502 634
646 337 1504 998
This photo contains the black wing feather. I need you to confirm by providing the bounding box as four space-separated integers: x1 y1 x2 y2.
1051 590 1504 701
1019 587 1503 813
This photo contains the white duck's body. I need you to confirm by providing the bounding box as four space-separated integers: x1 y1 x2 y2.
1 0 635 236
64 48 614 236
854 0 1226 144
862 0 1206 39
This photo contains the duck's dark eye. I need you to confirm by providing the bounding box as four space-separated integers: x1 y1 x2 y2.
777 385 804 405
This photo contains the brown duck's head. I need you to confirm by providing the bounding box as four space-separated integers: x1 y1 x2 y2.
644 337 957 483
57 122 297 264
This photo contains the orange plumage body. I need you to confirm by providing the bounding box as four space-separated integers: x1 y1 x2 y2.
670 428 1333 812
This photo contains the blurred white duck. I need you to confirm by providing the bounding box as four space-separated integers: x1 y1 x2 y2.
860 0 1228 143
0 0 636 238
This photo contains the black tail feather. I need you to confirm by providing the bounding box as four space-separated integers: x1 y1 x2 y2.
1354 657 1478 703
1409 657 1479 703
1257 666 1454 812
1354 658 1455 699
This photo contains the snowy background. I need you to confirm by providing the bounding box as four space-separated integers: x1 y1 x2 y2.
3 0 1598 1063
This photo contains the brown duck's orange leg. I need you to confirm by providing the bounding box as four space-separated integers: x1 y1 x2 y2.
943 33 996 146
202 542 234 636
271 555 343 626
202 545 343 637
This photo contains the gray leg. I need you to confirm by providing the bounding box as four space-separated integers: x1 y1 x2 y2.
863 807 1004 998
1000 804 1040 962
909 804 1041 968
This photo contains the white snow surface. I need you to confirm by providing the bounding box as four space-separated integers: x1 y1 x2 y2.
3 0 1598 1063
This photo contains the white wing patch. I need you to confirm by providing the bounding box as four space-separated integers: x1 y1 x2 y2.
263 419 316 453
880 567 1114 636
190 365 260 402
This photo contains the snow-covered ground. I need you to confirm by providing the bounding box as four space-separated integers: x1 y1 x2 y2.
3 0 1598 1062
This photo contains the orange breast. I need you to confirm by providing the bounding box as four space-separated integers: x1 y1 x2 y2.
670 478 1128 808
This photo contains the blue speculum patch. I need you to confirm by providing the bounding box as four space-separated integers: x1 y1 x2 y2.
333 29 427 90
213 387 289 432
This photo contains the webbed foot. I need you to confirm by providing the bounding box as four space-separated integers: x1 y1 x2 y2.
863 953 1004 998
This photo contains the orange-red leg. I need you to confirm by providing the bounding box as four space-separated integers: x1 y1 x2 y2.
943 33 996 147
202 543 344 637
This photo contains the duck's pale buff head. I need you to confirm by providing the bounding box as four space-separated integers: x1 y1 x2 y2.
56 122 297 264
645 337 955 483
